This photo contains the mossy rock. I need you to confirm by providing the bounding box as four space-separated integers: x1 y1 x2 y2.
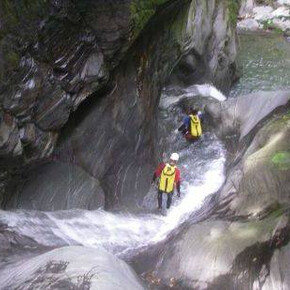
272 151 290 170
225 0 240 26
130 0 170 38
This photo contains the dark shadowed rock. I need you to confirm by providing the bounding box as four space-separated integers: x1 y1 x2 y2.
4 162 104 211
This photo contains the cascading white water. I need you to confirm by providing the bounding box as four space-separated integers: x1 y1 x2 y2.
0 84 227 258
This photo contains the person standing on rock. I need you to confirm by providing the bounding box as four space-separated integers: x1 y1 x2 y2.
178 108 203 142
152 153 181 210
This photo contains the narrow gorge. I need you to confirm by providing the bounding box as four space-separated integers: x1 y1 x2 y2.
0 0 289 289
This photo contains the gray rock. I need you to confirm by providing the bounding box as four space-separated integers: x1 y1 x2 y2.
167 1 238 93
218 113 290 217
277 0 290 5
206 90 290 142
5 162 105 211
237 18 260 31
205 90 290 216
155 215 287 289
0 246 145 290
0 111 22 157
273 18 290 32
239 0 255 16
253 6 274 21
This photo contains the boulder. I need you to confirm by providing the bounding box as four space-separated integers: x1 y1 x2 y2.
237 18 260 31
0 246 145 290
218 113 290 217
206 90 290 216
205 90 290 143
154 215 289 289
253 6 274 21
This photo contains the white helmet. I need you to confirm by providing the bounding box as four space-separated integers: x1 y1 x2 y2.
170 153 179 161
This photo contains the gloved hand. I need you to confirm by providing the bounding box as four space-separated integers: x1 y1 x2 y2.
177 192 180 198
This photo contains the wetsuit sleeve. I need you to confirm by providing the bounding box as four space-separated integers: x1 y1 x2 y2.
175 168 181 193
183 116 190 126
152 163 165 182
178 116 190 133
176 181 181 194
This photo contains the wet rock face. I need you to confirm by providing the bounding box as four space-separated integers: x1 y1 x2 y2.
0 246 145 290
215 111 290 218
0 0 133 166
168 1 239 93
0 223 43 262
0 0 135 208
1 0 238 210
4 162 105 211
205 91 290 218
205 90 290 152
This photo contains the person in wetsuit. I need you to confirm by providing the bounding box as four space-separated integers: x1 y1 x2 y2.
178 108 203 142
152 153 181 210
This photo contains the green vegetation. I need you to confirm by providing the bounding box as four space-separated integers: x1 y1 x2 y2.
260 19 283 33
170 3 190 42
5 51 20 69
0 0 49 82
130 0 170 38
272 151 290 170
0 0 48 38
281 110 290 121
227 0 240 26
269 206 285 218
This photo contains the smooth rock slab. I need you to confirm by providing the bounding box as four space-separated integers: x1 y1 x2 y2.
218 114 290 216
155 216 284 289
205 90 290 141
5 162 104 211
0 246 145 290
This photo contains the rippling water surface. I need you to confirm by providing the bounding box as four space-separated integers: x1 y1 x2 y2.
230 33 290 97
